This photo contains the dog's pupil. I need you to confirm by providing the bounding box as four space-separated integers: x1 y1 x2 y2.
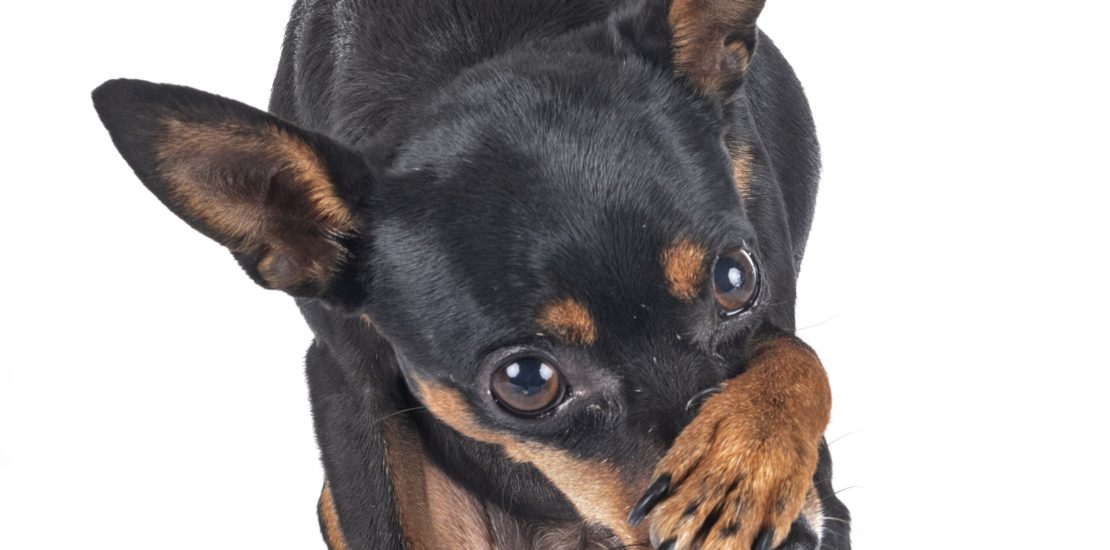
715 258 744 293
506 358 553 396
492 356 562 416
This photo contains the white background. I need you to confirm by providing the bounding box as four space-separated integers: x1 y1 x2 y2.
2 1 1108 548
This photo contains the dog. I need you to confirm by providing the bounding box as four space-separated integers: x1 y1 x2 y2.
92 0 851 548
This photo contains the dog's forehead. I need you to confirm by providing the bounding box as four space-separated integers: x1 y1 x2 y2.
383 65 750 250
373 211 704 362
369 60 755 354
373 148 748 358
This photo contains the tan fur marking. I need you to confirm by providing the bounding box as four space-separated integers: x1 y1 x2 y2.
379 415 497 549
275 128 355 234
328 424 629 549
411 377 643 545
648 337 832 548
156 119 356 290
319 483 348 550
731 145 754 199
323 449 494 550
380 418 435 550
383 416 504 549
668 0 766 96
661 239 708 300
421 455 496 548
538 298 597 345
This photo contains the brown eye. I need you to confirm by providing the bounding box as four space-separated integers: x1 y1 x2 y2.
713 247 759 315
490 357 565 416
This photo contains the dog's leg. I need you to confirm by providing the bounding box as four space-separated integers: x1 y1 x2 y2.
810 442 852 550
307 324 502 550
631 330 833 549
317 482 349 550
307 339 414 550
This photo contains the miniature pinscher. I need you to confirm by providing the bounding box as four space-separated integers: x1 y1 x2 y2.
92 0 851 548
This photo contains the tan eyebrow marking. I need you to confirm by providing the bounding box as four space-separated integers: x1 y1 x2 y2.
668 0 764 95
661 239 709 300
537 298 598 346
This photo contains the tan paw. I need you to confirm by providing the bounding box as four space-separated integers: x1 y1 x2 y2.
628 338 830 550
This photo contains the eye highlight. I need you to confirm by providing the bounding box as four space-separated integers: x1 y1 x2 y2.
713 247 759 315
490 357 565 416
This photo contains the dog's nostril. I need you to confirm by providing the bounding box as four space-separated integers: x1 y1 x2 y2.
685 386 721 414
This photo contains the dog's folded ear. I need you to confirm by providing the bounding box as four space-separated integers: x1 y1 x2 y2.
618 0 767 101
92 79 371 304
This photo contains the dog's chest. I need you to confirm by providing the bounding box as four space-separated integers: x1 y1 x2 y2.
410 449 626 549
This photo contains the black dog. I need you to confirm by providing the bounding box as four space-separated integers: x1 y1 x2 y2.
93 0 850 548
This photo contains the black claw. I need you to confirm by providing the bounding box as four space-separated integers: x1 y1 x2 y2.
685 386 721 413
629 474 672 526
753 528 773 550
658 539 677 550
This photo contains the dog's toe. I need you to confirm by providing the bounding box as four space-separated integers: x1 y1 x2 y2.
636 381 821 549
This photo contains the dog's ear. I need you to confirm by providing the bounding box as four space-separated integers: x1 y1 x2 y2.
618 0 767 101
92 79 370 303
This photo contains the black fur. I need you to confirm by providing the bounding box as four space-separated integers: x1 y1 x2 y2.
93 0 849 548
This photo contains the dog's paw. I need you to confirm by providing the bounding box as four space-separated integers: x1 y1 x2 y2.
629 394 819 549
628 339 829 549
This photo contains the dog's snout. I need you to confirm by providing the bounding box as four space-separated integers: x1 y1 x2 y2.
624 355 729 445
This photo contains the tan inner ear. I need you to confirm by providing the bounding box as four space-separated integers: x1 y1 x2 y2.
668 0 765 95
156 119 357 291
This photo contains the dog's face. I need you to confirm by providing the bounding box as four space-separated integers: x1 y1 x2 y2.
358 52 769 523
93 0 777 535
369 49 765 445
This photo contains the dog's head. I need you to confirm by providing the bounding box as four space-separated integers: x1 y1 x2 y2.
93 0 788 540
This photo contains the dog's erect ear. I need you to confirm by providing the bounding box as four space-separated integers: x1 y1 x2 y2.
619 0 767 100
93 79 371 302
668 0 766 98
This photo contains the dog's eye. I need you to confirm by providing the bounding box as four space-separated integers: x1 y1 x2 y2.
491 357 564 416
713 247 759 315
